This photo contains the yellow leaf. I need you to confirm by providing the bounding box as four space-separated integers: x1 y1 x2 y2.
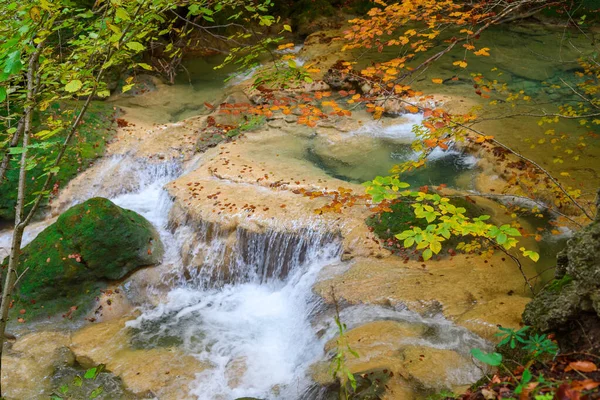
453 60 467 68
560 172 570 177
473 47 490 56
431 78 443 84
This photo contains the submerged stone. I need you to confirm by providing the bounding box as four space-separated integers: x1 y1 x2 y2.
3 197 163 320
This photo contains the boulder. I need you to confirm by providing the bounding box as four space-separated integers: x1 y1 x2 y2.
3 197 163 319
1 331 71 400
523 214 600 352
70 317 207 399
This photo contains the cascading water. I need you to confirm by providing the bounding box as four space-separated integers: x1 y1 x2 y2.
128 238 342 399
55 153 346 399
0 116 489 400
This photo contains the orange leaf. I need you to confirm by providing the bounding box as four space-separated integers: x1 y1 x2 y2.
566 361 598 373
571 380 600 391
424 139 437 148
406 105 419 113
431 78 443 84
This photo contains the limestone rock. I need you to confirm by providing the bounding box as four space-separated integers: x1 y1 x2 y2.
71 317 207 399
315 250 534 344
1 331 71 400
166 127 388 284
398 346 476 391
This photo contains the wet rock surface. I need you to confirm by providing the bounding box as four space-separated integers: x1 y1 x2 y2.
71 317 207 399
314 252 532 341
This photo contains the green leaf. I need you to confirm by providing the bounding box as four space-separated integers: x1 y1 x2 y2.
496 232 507 245
65 80 83 93
126 42 145 52
3 51 23 75
0 86 6 102
115 8 130 21
503 227 521 236
84 364 104 380
470 348 502 366
283 24 292 32
423 248 433 260
8 147 25 155
73 376 83 387
122 83 135 93
137 63 153 71
90 387 104 399
84 368 97 379
347 370 357 390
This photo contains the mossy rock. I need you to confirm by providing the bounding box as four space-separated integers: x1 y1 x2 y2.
2 197 163 320
523 218 600 332
366 201 424 241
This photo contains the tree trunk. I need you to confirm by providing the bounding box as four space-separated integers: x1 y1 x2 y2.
0 46 40 396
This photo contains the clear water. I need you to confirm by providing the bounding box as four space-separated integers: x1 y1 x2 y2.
2 22 596 400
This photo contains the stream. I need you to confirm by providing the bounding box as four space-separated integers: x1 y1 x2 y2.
0 20 597 400
76 122 484 399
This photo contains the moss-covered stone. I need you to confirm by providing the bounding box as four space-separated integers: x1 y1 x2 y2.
523 218 600 333
2 197 163 320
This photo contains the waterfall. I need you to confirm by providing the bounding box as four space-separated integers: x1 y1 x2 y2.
0 121 489 399
127 223 343 399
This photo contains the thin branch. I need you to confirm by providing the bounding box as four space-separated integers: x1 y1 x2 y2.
454 121 594 220
443 193 583 228
485 238 535 295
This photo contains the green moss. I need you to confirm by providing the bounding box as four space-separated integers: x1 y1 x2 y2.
0 101 117 222
366 201 425 241
2 197 163 321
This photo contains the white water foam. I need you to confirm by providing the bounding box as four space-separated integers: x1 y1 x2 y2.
128 242 341 399
350 113 424 142
226 65 261 87
0 121 487 400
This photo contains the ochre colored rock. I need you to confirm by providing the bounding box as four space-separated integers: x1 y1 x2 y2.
71 317 207 399
315 252 533 339
1 331 71 400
